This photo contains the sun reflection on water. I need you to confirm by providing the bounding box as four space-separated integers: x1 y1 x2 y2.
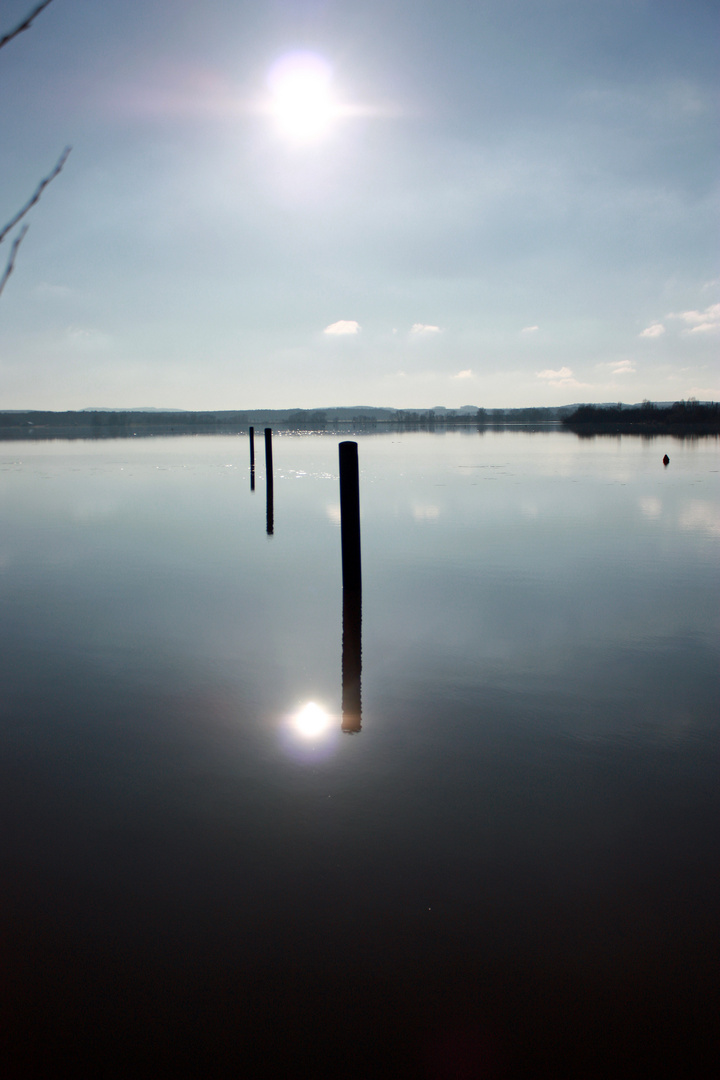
293 701 331 739
282 700 338 761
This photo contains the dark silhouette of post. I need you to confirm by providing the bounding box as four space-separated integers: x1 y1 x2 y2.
265 428 274 535
339 441 361 592
339 441 362 732
249 426 255 490
341 586 362 733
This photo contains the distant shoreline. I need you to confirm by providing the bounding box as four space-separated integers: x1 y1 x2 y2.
0 406 561 441
0 416 557 441
562 402 720 436
0 403 717 440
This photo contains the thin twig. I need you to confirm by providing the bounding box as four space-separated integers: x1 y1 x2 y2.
0 0 55 51
0 225 30 298
0 2 66 300
0 146 71 245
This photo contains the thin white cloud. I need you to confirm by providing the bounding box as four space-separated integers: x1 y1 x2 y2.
454 369 473 379
65 326 113 351
640 323 665 338
324 320 360 335
410 323 441 335
688 323 718 334
536 366 581 388
537 366 572 380
687 385 720 399
596 359 635 378
521 325 539 334
579 80 708 124
36 283 73 298
668 303 720 334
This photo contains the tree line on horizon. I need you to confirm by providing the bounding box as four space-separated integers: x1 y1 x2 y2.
0 405 569 433
1 401 718 438
563 400 720 434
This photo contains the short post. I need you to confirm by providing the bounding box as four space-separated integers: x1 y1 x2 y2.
249 427 255 491
339 441 361 592
265 428 274 535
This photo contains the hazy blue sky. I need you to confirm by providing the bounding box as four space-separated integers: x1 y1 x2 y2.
1 0 718 409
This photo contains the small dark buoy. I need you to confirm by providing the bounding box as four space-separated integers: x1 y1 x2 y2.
663 454 670 466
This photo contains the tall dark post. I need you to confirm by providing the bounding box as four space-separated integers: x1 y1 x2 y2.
265 428 274 535
341 586 362 733
339 441 361 592
249 427 255 491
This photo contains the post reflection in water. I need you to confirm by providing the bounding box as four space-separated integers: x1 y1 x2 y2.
265 427 274 535
266 476 274 534
339 440 362 732
341 586 362 733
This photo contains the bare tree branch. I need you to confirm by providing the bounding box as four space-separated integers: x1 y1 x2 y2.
0 225 30 298
0 145 71 246
0 0 55 51
0 3 68 300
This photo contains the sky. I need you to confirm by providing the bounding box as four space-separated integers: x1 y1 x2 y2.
0 0 718 410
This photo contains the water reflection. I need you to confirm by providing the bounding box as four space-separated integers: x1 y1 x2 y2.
341 587 362 733
283 699 338 762
265 428 274 535
292 701 331 739
266 476 274 534
1 430 717 1077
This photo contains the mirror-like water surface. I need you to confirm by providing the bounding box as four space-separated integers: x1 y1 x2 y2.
1 431 718 1077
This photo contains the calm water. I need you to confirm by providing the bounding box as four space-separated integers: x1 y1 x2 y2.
1 430 718 1077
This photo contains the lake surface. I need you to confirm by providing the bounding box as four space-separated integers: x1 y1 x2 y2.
1 429 718 1077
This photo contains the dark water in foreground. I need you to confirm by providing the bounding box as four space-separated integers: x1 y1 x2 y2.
1 431 718 1077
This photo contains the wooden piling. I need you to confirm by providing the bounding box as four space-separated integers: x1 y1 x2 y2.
249 427 255 490
339 441 361 592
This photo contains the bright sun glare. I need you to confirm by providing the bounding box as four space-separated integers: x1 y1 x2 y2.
267 52 335 142
293 701 331 739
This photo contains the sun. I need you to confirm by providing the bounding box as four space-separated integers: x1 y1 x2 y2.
267 52 336 142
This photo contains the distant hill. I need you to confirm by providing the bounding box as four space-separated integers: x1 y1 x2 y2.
82 407 188 413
